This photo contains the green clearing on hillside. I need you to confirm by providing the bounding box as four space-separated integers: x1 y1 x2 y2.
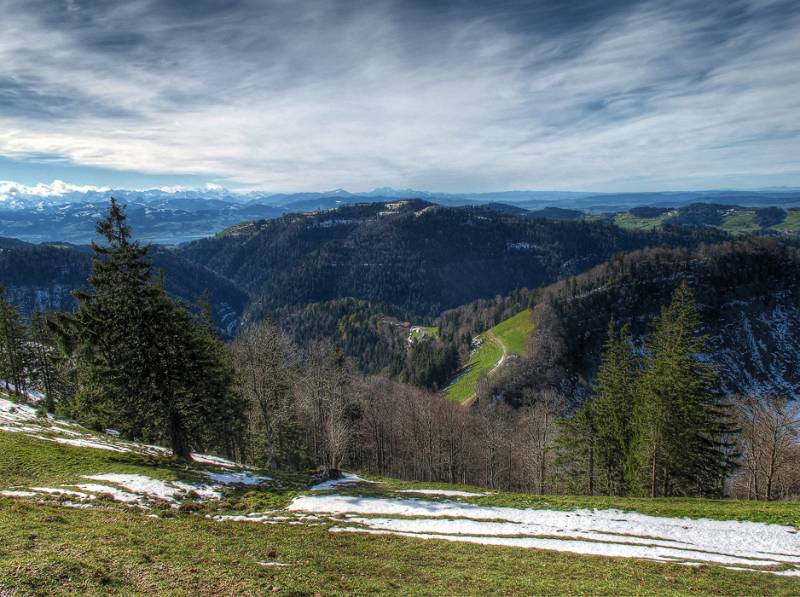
409 325 438 342
2 431 800 595
444 334 503 402
773 210 800 233
721 210 761 234
491 308 533 355
444 309 533 402
613 212 671 231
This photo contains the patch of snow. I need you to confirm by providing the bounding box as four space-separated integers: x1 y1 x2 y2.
0 383 44 404
47 425 84 437
30 487 93 499
724 566 800 577
73 483 143 503
310 472 373 491
290 494 800 572
257 561 291 567
170 480 223 501
83 473 221 502
0 396 179 457
396 489 488 497
191 453 239 468
1 490 38 498
34 436 131 453
58 501 106 510
0 398 38 423
0 425 44 433
204 471 271 486
331 526 791 568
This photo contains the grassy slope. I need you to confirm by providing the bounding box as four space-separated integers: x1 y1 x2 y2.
444 334 503 402
721 210 760 234
2 431 800 595
445 309 533 402
616 208 795 236
491 308 533 355
613 212 671 231
773 210 800 233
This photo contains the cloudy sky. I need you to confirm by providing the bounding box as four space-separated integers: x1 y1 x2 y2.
1 0 799 192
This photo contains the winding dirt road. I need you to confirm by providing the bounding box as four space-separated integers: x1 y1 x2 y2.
461 331 508 408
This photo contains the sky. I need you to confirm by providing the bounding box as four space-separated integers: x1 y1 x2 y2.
0 0 799 193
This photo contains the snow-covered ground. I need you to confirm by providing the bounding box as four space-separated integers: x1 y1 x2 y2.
0 396 168 455
0 396 239 466
287 494 800 575
396 489 489 497
0 395 272 508
1 469 277 509
310 472 373 491
205 471 272 485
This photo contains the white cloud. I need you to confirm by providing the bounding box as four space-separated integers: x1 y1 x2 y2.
0 179 109 201
0 0 798 191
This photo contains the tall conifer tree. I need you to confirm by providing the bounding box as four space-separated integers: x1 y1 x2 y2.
0 287 28 395
628 281 736 497
55 200 243 459
592 322 638 495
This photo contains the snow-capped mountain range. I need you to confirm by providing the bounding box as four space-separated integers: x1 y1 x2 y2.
3 179 800 211
2 179 800 245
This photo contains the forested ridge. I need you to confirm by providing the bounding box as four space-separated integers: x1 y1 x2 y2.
1 201 798 501
489 236 800 404
179 200 729 320
3 200 797 394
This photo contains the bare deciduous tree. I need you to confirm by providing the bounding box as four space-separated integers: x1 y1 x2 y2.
732 395 800 500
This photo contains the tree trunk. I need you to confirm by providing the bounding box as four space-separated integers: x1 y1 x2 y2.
168 409 190 461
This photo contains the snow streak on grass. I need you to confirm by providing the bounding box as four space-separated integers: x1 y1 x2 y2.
289 494 800 573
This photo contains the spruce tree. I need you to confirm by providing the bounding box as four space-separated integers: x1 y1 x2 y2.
55 199 244 460
29 309 60 412
555 400 597 495
591 322 638 495
0 287 28 396
628 281 737 497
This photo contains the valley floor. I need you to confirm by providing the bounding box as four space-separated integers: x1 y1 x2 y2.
2 395 800 595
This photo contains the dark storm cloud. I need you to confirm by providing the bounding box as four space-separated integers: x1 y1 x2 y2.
0 0 798 190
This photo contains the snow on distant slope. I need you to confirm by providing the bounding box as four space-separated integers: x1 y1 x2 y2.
0 180 110 208
712 304 800 398
0 180 238 210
